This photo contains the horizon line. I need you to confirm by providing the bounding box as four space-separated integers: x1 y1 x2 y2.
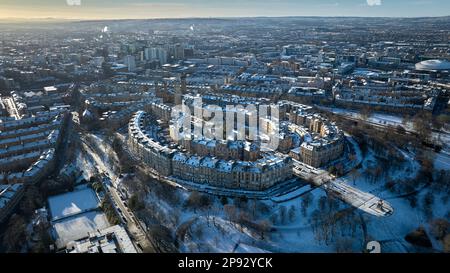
1 14 449 22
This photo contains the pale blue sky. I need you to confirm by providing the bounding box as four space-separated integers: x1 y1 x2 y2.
0 0 448 19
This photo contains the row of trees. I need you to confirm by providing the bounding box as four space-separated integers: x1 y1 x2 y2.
100 198 121 225
110 134 135 174
1 184 51 252
309 194 364 251
429 218 450 253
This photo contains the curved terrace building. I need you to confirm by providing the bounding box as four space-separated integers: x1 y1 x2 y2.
127 95 345 191
128 110 293 191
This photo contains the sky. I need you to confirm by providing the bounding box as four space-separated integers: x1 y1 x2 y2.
0 0 448 20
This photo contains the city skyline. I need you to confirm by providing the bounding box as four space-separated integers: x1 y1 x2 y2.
0 11 449 256
0 0 449 20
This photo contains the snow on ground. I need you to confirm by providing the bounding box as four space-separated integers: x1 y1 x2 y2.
75 149 97 181
147 160 445 254
138 145 371 253
434 152 450 171
252 146 444 253
48 183 111 249
88 133 120 165
339 147 420 197
271 184 313 203
368 113 405 127
335 147 448 252
264 145 446 253
267 188 342 252
347 135 363 166
317 106 413 130
48 188 99 221
144 191 187 229
180 216 268 253
432 131 450 155
90 129 447 253
235 244 268 253
363 189 449 253
76 133 118 181
53 211 110 249
141 188 267 253
318 105 450 154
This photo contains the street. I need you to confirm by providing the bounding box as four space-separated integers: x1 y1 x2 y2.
79 134 158 252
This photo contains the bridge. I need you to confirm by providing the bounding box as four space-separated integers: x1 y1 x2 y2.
293 160 393 217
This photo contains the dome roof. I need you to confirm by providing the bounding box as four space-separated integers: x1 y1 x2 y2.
415 59 450 71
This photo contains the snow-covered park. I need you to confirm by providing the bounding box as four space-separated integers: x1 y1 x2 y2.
74 129 449 253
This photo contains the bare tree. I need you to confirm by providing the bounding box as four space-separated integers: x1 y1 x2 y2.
279 206 287 224
301 192 313 216
412 112 432 142
360 106 371 121
422 192 435 220
256 220 272 240
444 234 450 253
224 204 237 222
349 169 360 186
429 218 449 240
348 153 357 164
288 205 296 223
185 191 211 212
2 214 27 252
334 238 354 253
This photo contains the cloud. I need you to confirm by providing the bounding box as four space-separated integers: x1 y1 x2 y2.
367 0 382 6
